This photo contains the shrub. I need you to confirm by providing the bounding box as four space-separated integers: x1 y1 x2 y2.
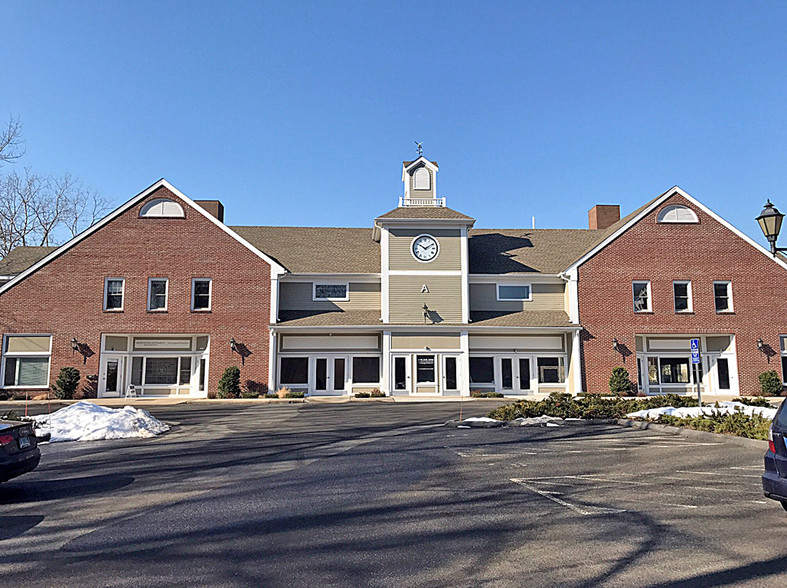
609 367 633 396
52 367 80 400
241 379 267 398
371 389 385 398
263 393 278 399
658 412 772 440
276 387 292 399
285 391 305 399
738 396 774 408
758 371 783 397
217 366 241 398
487 392 699 421
355 392 371 398
470 391 504 398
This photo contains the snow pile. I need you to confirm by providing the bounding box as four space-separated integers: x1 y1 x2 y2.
513 415 564 427
463 417 500 423
34 401 170 442
627 401 777 421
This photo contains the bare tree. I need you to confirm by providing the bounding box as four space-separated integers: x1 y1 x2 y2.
0 118 110 257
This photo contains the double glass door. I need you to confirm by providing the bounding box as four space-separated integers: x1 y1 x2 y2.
313 356 348 395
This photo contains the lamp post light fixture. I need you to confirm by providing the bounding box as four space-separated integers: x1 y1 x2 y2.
756 200 787 256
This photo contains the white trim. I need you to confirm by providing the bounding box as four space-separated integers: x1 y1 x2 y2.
410 234 440 263
460 225 469 324
471 274 563 283
103 277 125 312
388 270 462 276
147 277 169 312
565 186 787 274
657 204 699 224
268 329 277 392
496 283 532 301
571 330 583 394
632 280 652 313
271 324 583 333
0 179 287 297
190 278 212 311
713 280 734 313
139 198 185 218
381 227 390 323
312 282 350 302
672 280 693 313
281 273 381 282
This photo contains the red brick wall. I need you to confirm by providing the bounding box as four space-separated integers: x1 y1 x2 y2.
578 192 787 396
0 186 272 395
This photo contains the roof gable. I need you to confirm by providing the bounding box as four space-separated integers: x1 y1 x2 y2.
565 186 787 274
0 179 286 295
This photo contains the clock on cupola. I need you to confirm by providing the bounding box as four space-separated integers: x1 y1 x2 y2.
412 234 439 262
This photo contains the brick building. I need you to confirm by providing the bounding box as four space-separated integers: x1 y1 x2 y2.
1 159 785 398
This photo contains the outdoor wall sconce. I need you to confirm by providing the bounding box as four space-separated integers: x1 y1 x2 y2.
423 303 430 324
230 337 238 353
71 337 79 352
758 338 765 351
70 337 93 364
612 338 621 352
757 200 787 256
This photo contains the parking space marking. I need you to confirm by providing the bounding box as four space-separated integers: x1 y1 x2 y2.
511 478 627 515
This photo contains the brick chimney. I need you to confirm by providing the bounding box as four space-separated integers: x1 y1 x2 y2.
588 205 620 230
195 200 225 223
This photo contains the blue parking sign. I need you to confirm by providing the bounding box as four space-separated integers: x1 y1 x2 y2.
690 338 700 364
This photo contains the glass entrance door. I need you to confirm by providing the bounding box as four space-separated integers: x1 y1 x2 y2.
312 356 348 395
392 355 411 394
100 356 124 397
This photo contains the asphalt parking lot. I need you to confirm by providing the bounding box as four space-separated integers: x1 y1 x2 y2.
1 402 785 587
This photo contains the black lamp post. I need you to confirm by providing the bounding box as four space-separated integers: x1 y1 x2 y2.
756 200 787 256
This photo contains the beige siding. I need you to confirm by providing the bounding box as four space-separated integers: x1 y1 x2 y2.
469 282 565 312
279 281 381 311
469 335 566 352
388 228 461 271
280 335 381 351
389 274 463 323
408 167 435 199
391 333 461 350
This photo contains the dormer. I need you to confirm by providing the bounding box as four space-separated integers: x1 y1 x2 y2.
400 157 442 207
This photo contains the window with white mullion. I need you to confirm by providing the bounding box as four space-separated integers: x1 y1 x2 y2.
191 278 212 311
632 281 651 312
714 281 733 313
2 334 52 388
148 278 169 311
673 281 692 313
104 278 125 311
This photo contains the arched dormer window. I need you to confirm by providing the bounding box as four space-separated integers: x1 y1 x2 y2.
140 198 185 218
657 204 698 224
413 167 431 190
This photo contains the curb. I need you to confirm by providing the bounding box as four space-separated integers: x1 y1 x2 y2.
617 418 768 449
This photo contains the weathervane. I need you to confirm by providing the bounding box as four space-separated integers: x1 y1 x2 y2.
414 141 423 156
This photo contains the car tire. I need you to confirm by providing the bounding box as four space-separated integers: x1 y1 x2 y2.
781 501 787 513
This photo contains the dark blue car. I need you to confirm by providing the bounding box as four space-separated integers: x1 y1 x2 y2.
763 399 787 510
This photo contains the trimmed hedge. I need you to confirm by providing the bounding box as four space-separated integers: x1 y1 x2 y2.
488 392 698 421
657 412 771 440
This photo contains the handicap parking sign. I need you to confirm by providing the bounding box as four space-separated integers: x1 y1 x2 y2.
690 338 700 364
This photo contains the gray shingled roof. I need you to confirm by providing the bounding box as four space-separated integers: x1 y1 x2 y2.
0 246 57 275
469 310 574 327
276 309 573 328
376 206 475 221
277 310 382 326
232 226 381 274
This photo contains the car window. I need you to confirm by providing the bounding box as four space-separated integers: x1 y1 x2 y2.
776 400 787 429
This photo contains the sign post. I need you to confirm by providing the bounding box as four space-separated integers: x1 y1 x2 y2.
690 338 702 407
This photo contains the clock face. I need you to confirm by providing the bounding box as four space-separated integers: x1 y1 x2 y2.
412 235 439 261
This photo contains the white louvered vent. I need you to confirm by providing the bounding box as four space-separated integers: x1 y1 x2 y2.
413 167 430 190
657 204 698 224
140 198 185 218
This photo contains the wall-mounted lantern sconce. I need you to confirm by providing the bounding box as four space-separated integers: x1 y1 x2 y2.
612 338 621 353
422 304 430 324
230 337 238 353
757 338 765 351
424 346 431 351
71 337 79 352
70 337 93 364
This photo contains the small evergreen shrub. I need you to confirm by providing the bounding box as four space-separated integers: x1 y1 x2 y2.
758 371 783 396
263 393 278 399
471 391 504 398
371 389 385 398
658 412 772 440
609 367 633 396
284 391 305 399
217 366 241 399
52 367 80 400
355 392 371 398
738 396 774 407
80 374 98 399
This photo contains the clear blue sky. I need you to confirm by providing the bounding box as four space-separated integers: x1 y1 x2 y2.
3 1 786 244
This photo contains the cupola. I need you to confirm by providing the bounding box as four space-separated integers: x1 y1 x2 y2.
400 157 442 207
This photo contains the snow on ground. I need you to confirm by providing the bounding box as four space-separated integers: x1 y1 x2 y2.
627 401 778 421
33 401 170 442
463 417 500 423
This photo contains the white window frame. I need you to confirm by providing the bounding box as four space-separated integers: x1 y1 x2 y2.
780 336 787 385
139 198 185 218
656 204 699 224
103 277 125 311
191 278 212 311
278 356 310 386
672 280 693 313
350 355 381 386
496 283 532 301
147 278 169 312
1 334 52 389
632 280 652 313
713 281 734 313
312 282 349 302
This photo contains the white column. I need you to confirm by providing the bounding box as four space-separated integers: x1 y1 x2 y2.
268 329 277 393
459 330 470 396
382 331 391 395
571 330 584 395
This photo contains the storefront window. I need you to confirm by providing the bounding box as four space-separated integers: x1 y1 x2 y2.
537 357 565 384
280 357 308 385
416 355 435 384
353 357 380 384
469 357 494 384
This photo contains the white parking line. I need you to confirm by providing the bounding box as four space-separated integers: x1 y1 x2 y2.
511 478 626 515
